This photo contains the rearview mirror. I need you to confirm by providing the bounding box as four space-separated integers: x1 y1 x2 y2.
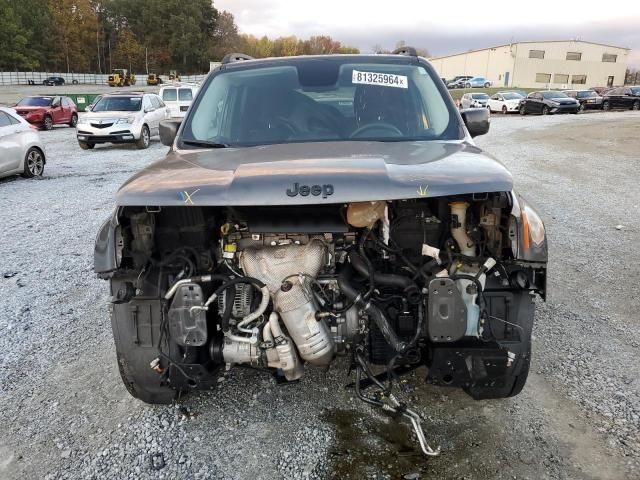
160 119 181 146
460 108 490 138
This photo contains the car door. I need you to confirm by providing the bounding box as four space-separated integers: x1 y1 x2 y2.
60 97 71 123
609 88 623 108
0 111 23 174
151 95 166 129
620 88 633 108
534 93 545 113
50 96 64 124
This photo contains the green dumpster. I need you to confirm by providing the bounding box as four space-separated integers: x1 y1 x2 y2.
62 93 102 111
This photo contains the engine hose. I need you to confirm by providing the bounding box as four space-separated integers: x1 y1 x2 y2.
349 251 421 304
356 229 375 299
337 266 407 353
220 287 235 332
204 277 270 331
449 273 486 310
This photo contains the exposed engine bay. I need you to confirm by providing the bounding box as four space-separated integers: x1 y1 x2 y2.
103 193 546 455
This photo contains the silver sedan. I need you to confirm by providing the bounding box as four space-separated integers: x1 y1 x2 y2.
0 107 46 179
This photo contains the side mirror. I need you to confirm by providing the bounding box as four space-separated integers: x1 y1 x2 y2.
160 119 181 146
461 108 490 138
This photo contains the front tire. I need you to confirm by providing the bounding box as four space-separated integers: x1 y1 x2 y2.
519 105 526 115
542 106 550 115
465 82 471 88
484 82 490 88
78 141 95 150
578 103 585 112
632 100 640 111
69 113 78 127
502 105 508 114
136 125 150 149
21 147 45 178
42 115 53 130
603 100 611 111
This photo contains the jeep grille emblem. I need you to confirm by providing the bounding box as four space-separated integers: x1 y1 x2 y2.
286 182 334 199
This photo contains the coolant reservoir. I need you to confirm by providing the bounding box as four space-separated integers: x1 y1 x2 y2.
347 201 386 228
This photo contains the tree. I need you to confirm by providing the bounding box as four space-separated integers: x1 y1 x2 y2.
113 29 142 72
0 0 51 70
49 0 99 72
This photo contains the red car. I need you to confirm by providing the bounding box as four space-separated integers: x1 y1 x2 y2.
14 96 78 130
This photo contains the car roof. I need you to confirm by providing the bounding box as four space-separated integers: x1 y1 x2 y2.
103 92 146 97
219 53 419 71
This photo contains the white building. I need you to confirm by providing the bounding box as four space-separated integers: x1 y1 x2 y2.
429 40 630 89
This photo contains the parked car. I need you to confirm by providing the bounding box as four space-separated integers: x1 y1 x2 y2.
465 77 492 88
519 91 579 115
0 107 46 179
602 86 640 111
488 91 524 113
446 75 473 89
460 92 490 109
159 83 199 118
564 90 603 111
95 49 547 460
43 76 65 86
14 95 78 130
76 92 170 149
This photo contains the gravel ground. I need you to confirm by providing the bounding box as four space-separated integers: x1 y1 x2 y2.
0 112 638 479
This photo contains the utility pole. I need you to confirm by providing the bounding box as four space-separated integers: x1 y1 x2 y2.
97 28 101 74
145 47 149 75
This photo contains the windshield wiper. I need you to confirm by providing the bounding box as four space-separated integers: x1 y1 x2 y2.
182 139 230 148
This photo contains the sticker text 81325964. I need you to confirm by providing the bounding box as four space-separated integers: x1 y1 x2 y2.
352 70 408 89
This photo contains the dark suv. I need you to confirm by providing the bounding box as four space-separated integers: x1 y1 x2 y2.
94 48 547 456
564 89 603 111
43 76 65 86
602 86 640 111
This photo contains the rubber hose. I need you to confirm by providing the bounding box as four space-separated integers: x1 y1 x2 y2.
338 266 407 353
349 251 421 304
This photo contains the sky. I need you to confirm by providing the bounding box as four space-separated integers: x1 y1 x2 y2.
215 0 640 67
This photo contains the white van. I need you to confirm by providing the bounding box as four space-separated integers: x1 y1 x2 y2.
159 84 199 118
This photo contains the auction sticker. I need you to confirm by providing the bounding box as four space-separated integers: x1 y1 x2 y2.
352 70 408 89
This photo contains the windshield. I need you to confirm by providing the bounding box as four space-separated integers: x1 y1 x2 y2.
17 97 52 107
631 87 640 95
501 92 523 100
542 91 568 99
576 91 596 98
182 60 459 148
471 94 489 99
92 96 142 112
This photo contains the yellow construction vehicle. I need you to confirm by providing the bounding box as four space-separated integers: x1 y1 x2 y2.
108 69 137 87
146 73 162 86
168 70 181 82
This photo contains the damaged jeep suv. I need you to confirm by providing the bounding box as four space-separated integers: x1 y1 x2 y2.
95 48 547 453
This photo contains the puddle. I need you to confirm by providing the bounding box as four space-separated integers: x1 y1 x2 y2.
322 409 429 479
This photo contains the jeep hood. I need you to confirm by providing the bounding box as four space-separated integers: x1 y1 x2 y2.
116 141 513 206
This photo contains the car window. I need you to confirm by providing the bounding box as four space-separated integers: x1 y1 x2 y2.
631 87 640 95
0 112 13 127
150 96 161 109
178 88 193 101
92 96 142 112
183 60 459 148
542 91 568 99
143 96 153 111
162 88 177 101
6 111 20 124
17 96 53 107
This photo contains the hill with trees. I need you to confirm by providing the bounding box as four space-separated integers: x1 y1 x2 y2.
0 0 360 73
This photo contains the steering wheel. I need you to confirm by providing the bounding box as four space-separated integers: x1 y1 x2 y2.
273 116 300 135
350 122 403 139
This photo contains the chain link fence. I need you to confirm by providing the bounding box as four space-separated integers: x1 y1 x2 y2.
0 71 208 86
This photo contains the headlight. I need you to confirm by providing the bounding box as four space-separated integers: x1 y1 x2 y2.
522 204 545 247
549 101 560 106
116 115 136 124
77 116 88 125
